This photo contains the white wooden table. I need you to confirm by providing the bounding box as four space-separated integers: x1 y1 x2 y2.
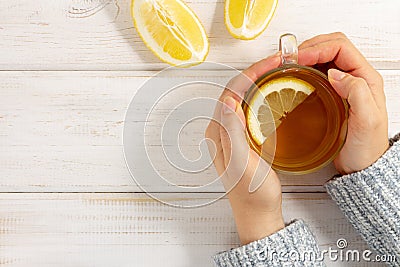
0 0 399 266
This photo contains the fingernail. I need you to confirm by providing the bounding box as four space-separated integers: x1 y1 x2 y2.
222 97 236 114
328 68 346 81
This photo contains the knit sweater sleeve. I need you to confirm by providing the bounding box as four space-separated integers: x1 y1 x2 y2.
213 135 400 266
325 134 400 262
213 219 325 266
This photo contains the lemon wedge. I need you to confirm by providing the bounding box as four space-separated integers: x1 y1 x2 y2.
246 77 315 145
225 0 278 40
132 0 209 66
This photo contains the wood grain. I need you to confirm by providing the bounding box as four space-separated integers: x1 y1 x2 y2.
1 1 398 266
0 193 377 267
0 0 398 70
0 70 399 192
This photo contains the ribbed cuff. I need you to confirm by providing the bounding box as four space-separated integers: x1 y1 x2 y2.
325 135 400 263
213 220 324 267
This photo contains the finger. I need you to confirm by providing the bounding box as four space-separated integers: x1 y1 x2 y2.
216 96 249 190
221 53 281 104
242 52 282 85
298 32 382 91
298 38 385 108
219 97 274 194
298 37 371 73
298 32 347 50
210 54 281 142
219 97 248 166
328 69 377 118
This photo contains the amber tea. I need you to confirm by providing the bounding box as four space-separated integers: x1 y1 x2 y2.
243 66 348 174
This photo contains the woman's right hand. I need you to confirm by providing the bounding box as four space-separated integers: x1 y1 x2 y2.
205 54 285 245
298 32 389 175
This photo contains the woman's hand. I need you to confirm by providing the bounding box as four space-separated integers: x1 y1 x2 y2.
205 54 284 245
299 32 389 174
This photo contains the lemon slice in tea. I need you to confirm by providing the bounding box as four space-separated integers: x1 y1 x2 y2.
246 77 315 145
132 0 209 66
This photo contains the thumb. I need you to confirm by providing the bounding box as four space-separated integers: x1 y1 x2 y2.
328 68 376 116
219 97 274 194
219 96 249 168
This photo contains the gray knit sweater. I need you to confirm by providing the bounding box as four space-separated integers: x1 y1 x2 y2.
214 135 400 266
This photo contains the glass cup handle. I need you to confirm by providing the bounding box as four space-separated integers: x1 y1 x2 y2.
279 33 298 65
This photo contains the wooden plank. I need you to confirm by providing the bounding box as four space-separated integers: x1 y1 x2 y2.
0 193 376 267
0 0 399 70
0 71 399 192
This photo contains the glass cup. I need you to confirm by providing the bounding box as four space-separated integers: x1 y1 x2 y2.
242 33 348 174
